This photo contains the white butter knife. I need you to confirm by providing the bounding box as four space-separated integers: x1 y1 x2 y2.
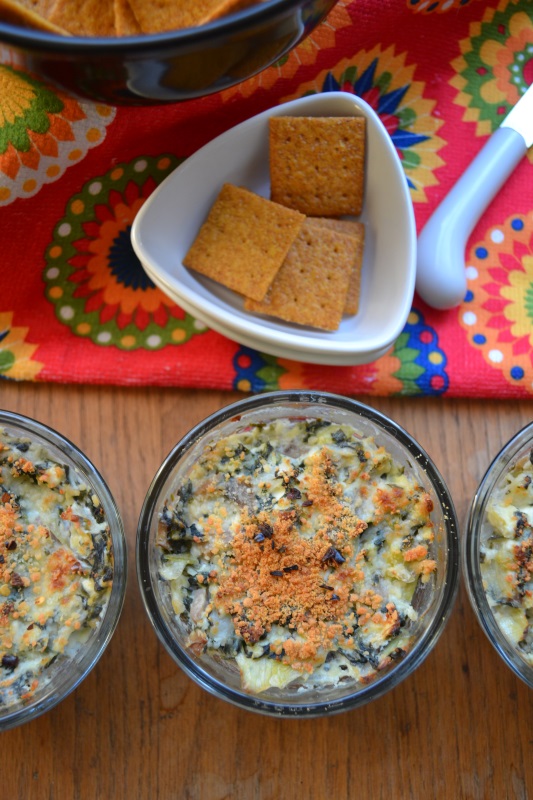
415 83 533 310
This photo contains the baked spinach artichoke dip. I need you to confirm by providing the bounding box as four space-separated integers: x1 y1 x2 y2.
0 428 113 707
481 452 533 663
157 417 437 694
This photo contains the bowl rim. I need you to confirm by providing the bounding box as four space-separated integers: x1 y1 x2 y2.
464 420 533 689
0 410 128 731
136 390 460 717
0 0 313 52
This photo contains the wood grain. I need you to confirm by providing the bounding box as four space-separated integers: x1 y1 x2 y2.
1 383 532 799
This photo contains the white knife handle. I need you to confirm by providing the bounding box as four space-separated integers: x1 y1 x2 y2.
415 126 527 310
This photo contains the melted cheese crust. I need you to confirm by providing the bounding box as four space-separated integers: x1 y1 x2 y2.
481 453 533 664
158 418 437 694
0 430 113 707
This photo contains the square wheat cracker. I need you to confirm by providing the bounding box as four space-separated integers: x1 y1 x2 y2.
306 217 365 315
244 220 356 331
270 116 365 217
183 184 304 302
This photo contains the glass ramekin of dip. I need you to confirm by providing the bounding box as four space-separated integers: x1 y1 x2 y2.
0 411 127 731
465 422 533 688
137 391 459 717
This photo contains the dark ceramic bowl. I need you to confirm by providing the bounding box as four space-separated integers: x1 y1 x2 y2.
0 0 338 105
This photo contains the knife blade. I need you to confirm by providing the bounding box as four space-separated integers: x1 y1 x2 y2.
415 82 533 310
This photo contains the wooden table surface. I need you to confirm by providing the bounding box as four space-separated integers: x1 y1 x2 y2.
2 381 532 799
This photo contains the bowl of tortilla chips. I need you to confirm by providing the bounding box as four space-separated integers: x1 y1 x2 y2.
0 0 339 104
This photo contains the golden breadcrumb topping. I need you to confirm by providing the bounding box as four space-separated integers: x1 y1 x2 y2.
482 452 533 664
0 431 113 707
158 417 437 693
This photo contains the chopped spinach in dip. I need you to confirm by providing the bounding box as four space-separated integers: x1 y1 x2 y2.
0 429 113 707
157 418 437 693
481 452 533 663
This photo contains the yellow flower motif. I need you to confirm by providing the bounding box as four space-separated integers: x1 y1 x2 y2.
0 68 36 126
0 312 42 381
501 255 533 342
0 64 115 206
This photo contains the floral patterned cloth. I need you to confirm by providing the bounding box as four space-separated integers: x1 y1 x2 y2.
1 0 532 396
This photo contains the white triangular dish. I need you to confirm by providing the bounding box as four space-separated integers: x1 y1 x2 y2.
131 91 416 366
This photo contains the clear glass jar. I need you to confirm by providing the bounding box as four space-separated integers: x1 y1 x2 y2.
465 422 533 688
137 391 459 717
0 411 127 731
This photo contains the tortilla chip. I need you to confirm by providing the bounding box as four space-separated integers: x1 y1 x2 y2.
0 0 68 33
306 217 365 315
48 0 116 35
2 0 53 17
114 0 141 35
269 116 366 217
183 184 304 302
244 220 355 331
127 0 256 34
0 0 263 34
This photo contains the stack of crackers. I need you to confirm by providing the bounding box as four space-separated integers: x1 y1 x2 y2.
0 0 262 36
184 116 366 332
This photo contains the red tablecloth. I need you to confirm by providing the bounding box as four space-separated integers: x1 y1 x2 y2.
1 0 532 396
